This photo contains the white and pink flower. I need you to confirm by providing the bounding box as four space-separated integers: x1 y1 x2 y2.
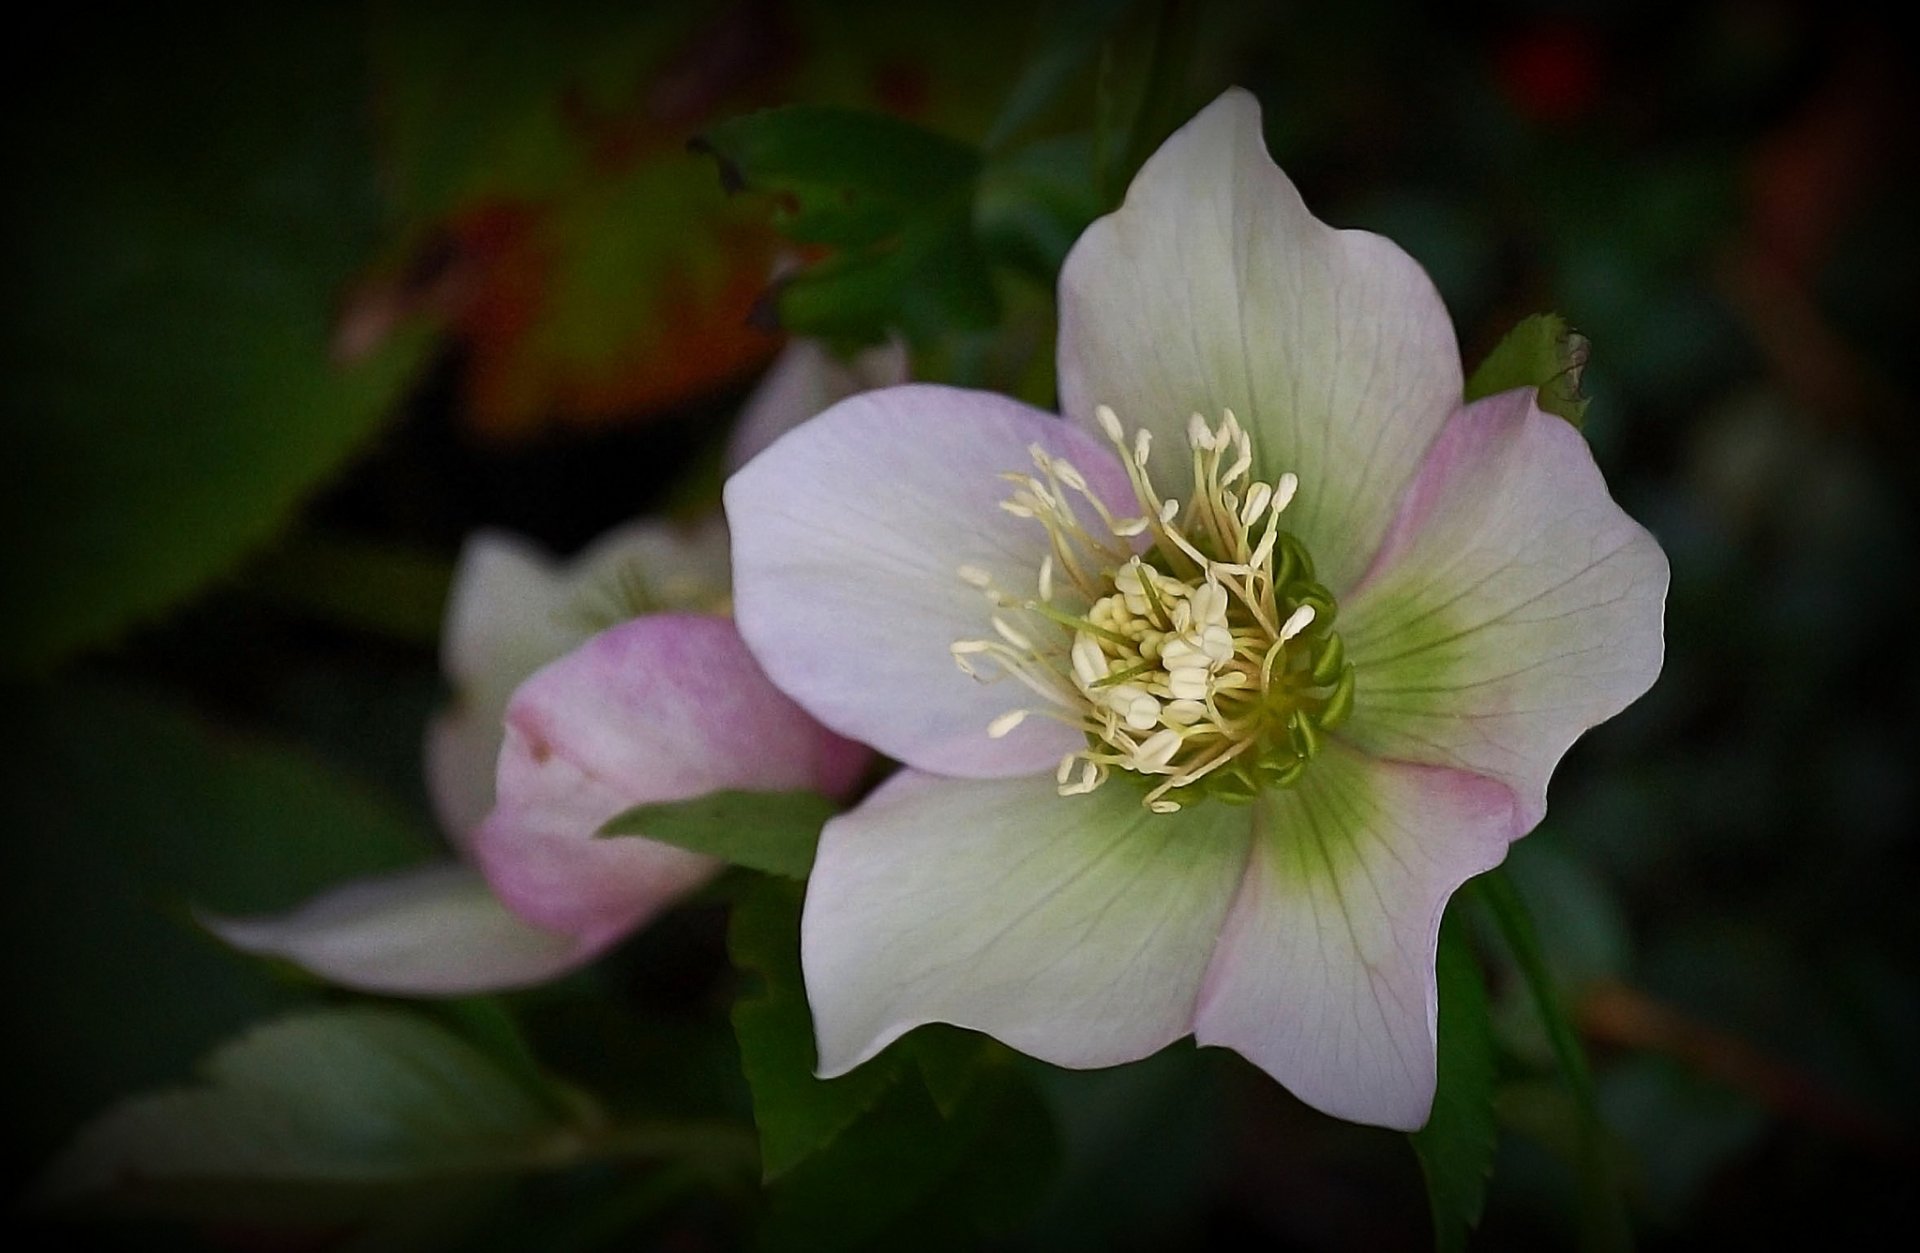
723 90 1668 1130
205 340 900 995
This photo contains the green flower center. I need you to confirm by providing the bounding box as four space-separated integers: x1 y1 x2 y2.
950 407 1354 813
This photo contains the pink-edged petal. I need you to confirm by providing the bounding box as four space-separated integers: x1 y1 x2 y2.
727 384 1137 778
201 863 596 996
428 518 731 843
1340 388 1670 829
472 613 866 948
803 769 1252 1076
725 337 911 474
1057 87 1464 592
1193 746 1520 1131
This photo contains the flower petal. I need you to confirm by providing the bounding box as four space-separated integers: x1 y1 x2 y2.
472 613 866 947
1057 87 1464 592
727 384 1137 778
1339 388 1670 828
803 769 1252 1076
725 338 911 473
201 863 595 996
427 519 732 843
1193 746 1518 1131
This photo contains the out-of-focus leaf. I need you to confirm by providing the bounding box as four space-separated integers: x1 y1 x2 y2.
367 2 1031 438
985 0 1143 152
600 790 840 880
761 1066 1059 1253
36 1008 577 1222
1463 313 1592 426
729 877 903 1180
1411 911 1499 1253
1475 869 1633 1253
0 682 434 1164
0 9 430 674
695 106 998 343
249 532 456 647
1600 1058 1765 1224
1020 1045 1226 1253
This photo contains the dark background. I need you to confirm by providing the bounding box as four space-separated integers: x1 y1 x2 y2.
4 1 1916 1247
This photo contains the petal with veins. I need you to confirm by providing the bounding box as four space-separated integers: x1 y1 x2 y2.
804 769 1252 1076
728 384 1137 778
1193 745 1518 1131
1339 388 1670 829
1057 87 1464 593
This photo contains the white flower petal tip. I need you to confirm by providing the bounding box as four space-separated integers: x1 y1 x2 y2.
1058 87 1464 594
199 863 594 997
801 771 1253 1078
472 613 866 947
1192 751 1520 1131
1342 388 1671 830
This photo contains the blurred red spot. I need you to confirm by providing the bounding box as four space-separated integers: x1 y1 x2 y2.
1497 23 1602 125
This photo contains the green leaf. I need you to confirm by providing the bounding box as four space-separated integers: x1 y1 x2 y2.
695 105 999 343
984 0 1143 153
36 1008 578 1222
0 681 434 1163
760 1066 1060 1253
600 790 840 880
729 877 904 1179
0 9 430 674
1474 869 1633 1253
1463 313 1592 427
1411 911 1498 1253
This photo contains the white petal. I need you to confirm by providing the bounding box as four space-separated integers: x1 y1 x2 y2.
724 337 910 473
1340 388 1670 829
1193 746 1519 1131
803 770 1252 1076
1057 88 1464 592
201 863 592 996
727 384 1137 778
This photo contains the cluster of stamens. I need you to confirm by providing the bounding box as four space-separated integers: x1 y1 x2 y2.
949 405 1355 813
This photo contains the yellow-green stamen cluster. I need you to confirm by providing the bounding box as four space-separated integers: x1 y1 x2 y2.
949 405 1354 813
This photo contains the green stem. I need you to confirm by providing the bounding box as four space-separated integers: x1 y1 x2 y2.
1473 868 1633 1253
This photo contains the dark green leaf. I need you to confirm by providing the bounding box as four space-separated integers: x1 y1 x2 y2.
0 9 430 673
695 105 998 343
600 790 840 880
36 1008 577 1222
1411 911 1498 1253
1474 869 1634 1252
760 1066 1059 1253
984 0 1143 153
729 877 904 1179
0 681 434 1162
1463 313 1592 427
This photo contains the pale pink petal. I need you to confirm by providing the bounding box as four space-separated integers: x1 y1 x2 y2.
727 384 1137 778
472 613 866 947
427 519 731 844
725 338 911 473
803 770 1252 1076
1340 388 1670 829
201 863 596 996
1193 746 1519 1131
1057 87 1464 592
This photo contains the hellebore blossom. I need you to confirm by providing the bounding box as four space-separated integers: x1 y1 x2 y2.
725 90 1668 1130
207 340 900 994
